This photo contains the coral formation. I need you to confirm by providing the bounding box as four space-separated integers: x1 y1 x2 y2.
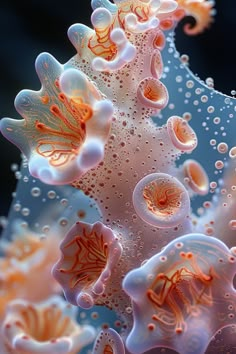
1 0 236 353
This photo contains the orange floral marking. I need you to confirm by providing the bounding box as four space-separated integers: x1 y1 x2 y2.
59 227 108 290
143 179 183 217
147 252 214 334
35 93 92 167
53 221 122 308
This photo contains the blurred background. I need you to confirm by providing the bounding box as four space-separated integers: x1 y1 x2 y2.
0 0 235 218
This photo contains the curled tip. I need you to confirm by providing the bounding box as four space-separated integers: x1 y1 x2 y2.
182 0 215 35
133 172 190 228
183 159 209 195
167 115 198 152
137 77 168 110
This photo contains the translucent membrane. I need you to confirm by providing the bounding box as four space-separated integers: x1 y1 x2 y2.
92 328 125 354
167 115 198 152
133 172 190 228
137 77 169 110
183 159 209 195
123 233 236 354
52 221 122 309
0 56 114 185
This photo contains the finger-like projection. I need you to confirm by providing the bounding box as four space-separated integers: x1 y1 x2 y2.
0 55 113 185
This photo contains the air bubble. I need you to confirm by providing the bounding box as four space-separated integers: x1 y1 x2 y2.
42 225 50 233
180 54 189 64
47 190 56 199
13 203 21 212
59 218 68 227
215 160 224 170
23 176 29 182
210 139 216 146
11 163 19 172
176 75 183 83
207 106 215 113
60 198 68 206
201 95 208 103
186 80 194 89
182 112 192 121
213 117 221 124
206 77 214 88
31 187 41 197
210 181 217 189
217 142 228 154
21 208 30 216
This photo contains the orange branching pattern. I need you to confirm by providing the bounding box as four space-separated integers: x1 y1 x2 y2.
88 0 156 59
177 0 214 35
147 251 214 334
35 92 92 167
119 2 152 23
88 20 117 60
143 180 183 217
88 39 117 62
59 227 108 290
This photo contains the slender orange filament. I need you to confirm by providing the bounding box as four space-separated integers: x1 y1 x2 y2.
143 180 183 217
34 94 92 166
147 255 214 334
59 228 108 290
88 1 152 60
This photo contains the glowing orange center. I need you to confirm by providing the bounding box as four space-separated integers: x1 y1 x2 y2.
143 180 182 217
